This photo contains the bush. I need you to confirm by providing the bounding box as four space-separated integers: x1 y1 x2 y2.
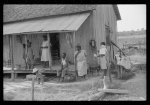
120 69 135 80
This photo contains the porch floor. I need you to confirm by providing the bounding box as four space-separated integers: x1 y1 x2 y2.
3 64 75 74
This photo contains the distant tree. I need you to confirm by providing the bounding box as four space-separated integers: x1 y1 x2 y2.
141 28 144 31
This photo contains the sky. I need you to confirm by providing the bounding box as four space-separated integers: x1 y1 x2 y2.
117 4 146 32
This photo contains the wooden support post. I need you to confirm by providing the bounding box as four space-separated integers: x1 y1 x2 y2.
108 44 112 83
73 32 77 79
32 75 35 101
47 33 51 69
25 35 28 69
10 35 15 81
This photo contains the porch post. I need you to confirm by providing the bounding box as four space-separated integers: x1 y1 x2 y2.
10 35 15 81
47 33 51 69
108 44 112 83
25 35 28 69
73 31 77 79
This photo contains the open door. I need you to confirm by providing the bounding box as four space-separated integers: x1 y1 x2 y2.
50 33 60 65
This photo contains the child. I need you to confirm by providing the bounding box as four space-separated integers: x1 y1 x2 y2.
33 68 44 85
115 50 123 78
94 42 109 89
59 53 69 82
22 44 27 69
26 40 34 69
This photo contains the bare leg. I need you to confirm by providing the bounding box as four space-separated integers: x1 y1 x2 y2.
46 61 49 68
118 66 120 78
103 69 107 89
120 66 123 79
44 62 46 68
38 78 40 84
24 59 27 69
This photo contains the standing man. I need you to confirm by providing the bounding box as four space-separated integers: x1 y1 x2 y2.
75 44 87 79
40 35 52 68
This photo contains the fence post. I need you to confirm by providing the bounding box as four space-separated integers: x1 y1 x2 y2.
32 75 35 101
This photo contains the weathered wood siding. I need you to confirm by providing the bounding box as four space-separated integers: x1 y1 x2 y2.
9 34 43 67
3 36 10 63
104 5 118 62
27 34 43 59
94 5 118 63
76 12 98 66
59 12 98 66
59 32 74 63
93 5 106 50
13 35 25 66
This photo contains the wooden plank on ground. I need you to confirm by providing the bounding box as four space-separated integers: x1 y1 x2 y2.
88 92 105 101
97 88 128 94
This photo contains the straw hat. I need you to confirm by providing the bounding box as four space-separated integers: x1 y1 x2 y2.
33 68 38 73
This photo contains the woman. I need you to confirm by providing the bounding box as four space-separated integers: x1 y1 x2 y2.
94 42 109 89
74 44 87 79
40 35 52 68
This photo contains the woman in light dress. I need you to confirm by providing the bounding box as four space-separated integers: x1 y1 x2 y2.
75 44 87 79
40 35 52 68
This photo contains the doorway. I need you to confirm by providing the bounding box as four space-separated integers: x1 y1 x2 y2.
49 33 60 65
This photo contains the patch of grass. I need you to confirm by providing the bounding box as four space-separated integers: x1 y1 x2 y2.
3 92 16 100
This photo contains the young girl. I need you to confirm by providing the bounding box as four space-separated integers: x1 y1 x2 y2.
94 42 109 89
26 40 34 69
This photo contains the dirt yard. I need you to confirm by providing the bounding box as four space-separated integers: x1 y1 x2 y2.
4 53 146 101
3 69 146 101
4 74 105 101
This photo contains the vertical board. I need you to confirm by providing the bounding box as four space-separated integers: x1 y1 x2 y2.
107 5 118 62
13 35 25 67
30 34 43 59
94 5 106 50
3 36 10 64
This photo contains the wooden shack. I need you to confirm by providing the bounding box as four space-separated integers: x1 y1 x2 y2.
3 5 121 78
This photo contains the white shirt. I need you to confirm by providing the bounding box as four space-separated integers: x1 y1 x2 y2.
99 45 107 55
62 58 66 66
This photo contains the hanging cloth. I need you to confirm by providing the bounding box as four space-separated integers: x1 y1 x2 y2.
66 33 73 48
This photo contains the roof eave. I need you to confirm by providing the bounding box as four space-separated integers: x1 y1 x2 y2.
113 5 121 20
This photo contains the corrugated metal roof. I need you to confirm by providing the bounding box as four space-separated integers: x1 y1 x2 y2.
3 12 90 35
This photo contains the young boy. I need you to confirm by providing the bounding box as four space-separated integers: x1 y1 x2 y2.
58 53 69 82
94 42 109 89
33 68 44 85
